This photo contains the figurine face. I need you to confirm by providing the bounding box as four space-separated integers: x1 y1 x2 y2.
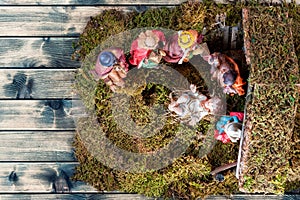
223 70 237 86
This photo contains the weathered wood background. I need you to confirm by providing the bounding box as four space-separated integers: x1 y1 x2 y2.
0 0 299 199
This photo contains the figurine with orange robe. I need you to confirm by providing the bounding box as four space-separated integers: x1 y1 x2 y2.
208 52 245 96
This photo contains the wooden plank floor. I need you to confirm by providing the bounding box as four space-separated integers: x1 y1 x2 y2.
0 1 299 199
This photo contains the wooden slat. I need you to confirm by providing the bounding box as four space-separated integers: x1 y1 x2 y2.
0 162 97 193
0 131 75 161
0 69 75 99
0 194 89 200
0 38 80 68
0 100 78 130
0 0 183 5
0 6 136 36
0 194 154 200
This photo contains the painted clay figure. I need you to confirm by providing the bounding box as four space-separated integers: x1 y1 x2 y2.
129 30 166 69
168 84 223 126
208 52 245 96
91 47 129 92
163 30 207 64
214 112 243 143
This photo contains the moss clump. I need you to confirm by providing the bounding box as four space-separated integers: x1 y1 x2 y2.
285 3 300 193
289 2 300 66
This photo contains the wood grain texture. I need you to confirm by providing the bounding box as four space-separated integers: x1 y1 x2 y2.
0 194 91 200
0 100 78 130
0 194 154 200
0 131 75 161
0 69 75 99
0 6 136 36
0 38 80 68
0 162 97 193
0 0 184 5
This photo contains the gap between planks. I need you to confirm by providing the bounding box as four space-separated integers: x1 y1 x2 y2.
0 194 153 200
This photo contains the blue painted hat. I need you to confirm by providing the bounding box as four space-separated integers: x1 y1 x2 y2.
99 51 116 67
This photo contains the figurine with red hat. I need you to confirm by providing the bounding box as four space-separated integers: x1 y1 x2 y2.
91 47 129 92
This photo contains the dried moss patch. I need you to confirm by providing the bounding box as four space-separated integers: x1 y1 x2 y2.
240 5 300 194
240 84 298 194
244 6 299 85
70 1 300 198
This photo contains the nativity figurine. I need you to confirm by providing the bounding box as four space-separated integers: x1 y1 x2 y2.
214 112 244 143
163 30 208 64
91 47 129 92
129 30 166 69
208 52 245 96
168 84 223 126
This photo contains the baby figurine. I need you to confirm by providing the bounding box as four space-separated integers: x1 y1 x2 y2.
91 47 129 92
214 112 244 143
168 84 223 126
129 30 166 69
208 52 245 96
163 30 206 64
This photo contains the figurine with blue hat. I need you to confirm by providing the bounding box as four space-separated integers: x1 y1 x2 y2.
91 47 129 92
